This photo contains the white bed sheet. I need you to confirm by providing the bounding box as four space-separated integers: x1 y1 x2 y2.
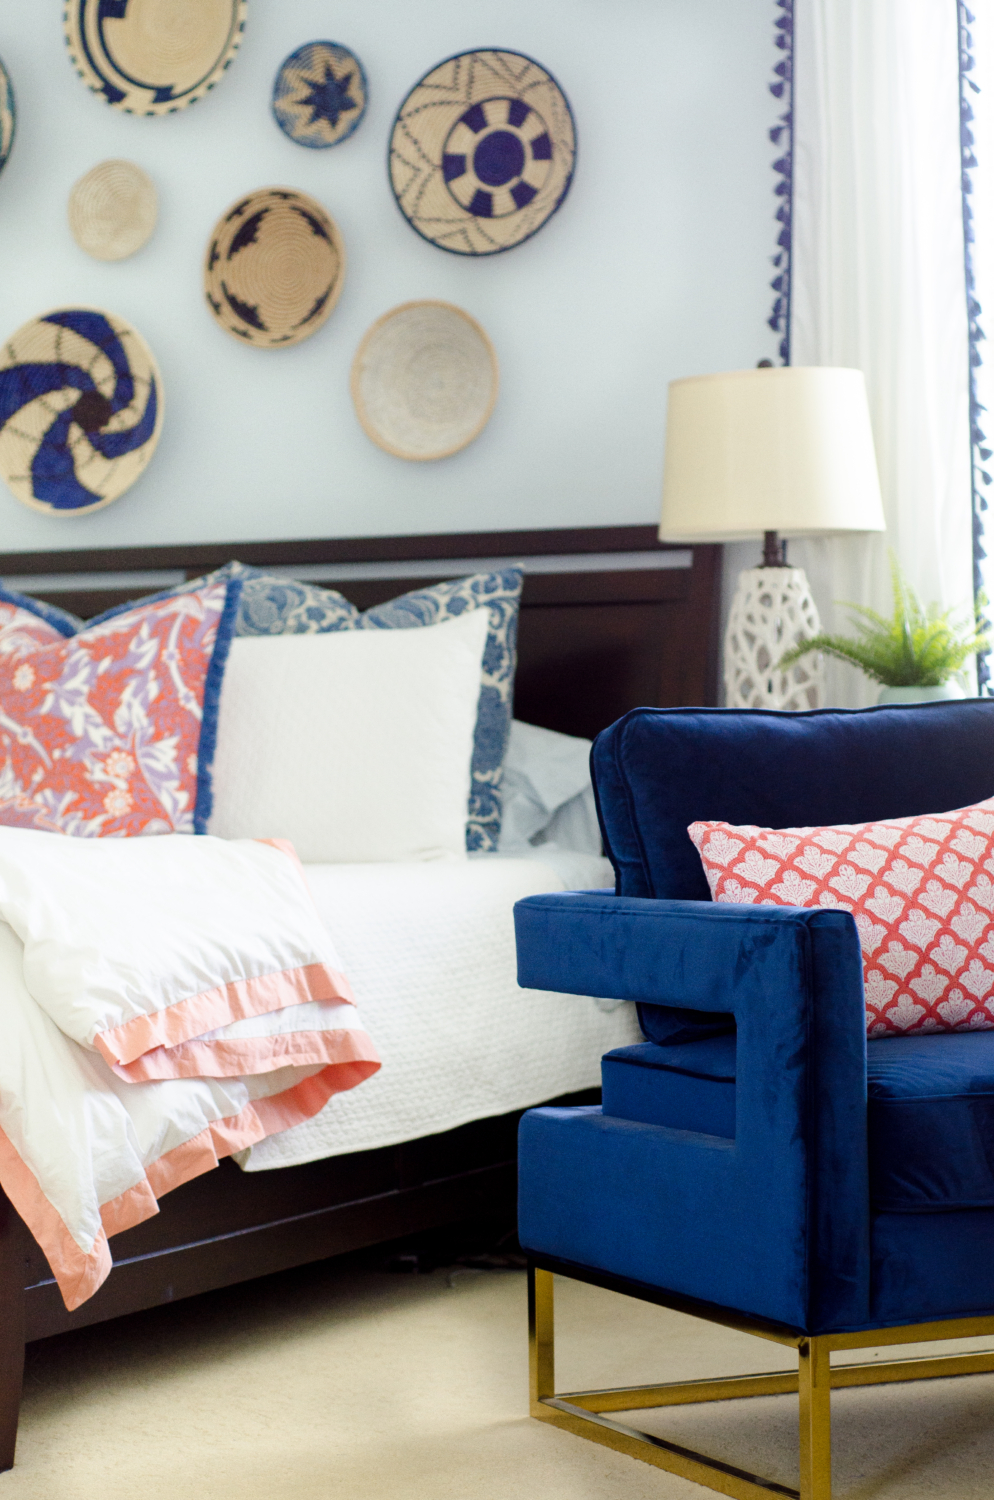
240 855 639 1170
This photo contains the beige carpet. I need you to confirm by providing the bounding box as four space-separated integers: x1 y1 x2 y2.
6 1257 994 1499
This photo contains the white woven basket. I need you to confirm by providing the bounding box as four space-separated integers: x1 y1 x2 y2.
351 301 498 461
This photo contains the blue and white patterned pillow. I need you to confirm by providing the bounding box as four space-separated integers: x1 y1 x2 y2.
170 560 359 635
160 562 523 851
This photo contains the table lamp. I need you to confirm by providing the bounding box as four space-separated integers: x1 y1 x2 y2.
659 365 886 709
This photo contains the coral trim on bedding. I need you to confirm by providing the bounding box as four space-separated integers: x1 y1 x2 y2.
99 1176 159 1238
0 1056 375 1312
0 1124 113 1311
93 961 357 1068
112 1024 381 1082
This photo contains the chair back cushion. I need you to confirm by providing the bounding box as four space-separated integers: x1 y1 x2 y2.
592 703 994 899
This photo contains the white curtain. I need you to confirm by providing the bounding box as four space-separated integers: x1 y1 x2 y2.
725 0 975 707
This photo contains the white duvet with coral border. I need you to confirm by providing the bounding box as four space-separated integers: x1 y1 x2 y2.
241 855 640 1171
0 830 379 1310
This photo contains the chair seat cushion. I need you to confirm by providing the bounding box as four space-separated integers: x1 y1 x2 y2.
869 1031 994 1210
603 1029 994 1211
602 1037 736 1137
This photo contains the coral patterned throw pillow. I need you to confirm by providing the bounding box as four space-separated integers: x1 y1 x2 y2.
689 800 994 1037
0 581 237 837
0 596 74 659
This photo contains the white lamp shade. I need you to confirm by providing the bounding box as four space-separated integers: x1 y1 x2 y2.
659 366 886 542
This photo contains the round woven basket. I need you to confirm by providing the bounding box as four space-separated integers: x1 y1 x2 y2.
0 306 163 516
64 0 246 116
0 54 15 178
272 41 368 148
68 160 157 261
204 187 346 349
389 49 576 257
351 301 498 461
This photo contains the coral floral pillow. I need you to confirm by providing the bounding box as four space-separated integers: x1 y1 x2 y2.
0 596 75 658
689 799 994 1037
0 581 237 837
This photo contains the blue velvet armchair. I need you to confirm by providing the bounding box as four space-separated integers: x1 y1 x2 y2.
514 702 994 1500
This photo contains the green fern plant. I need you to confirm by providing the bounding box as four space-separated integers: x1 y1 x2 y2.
778 558 991 688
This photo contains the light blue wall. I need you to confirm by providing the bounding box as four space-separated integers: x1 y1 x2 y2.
0 0 778 552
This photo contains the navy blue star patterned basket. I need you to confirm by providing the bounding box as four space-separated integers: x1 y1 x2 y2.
272 42 368 148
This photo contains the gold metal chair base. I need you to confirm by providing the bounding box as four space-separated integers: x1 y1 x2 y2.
528 1263 994 1500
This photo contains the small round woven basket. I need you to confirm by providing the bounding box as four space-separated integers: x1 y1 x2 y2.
64 0 246 116
272 41 367 148
351 301 498 461
69 160 157 261
0 306 163 516
204 187 346 349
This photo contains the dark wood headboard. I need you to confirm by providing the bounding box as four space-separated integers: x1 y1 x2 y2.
0 526 721 739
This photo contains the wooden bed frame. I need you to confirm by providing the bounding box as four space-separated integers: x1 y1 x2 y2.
0 523 721 1468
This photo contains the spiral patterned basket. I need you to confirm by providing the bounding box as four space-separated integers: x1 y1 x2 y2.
351 301 498 461
272 41 367 148
204 187 346 349
63 0 246 116
68 160 158 261
0 55 15 178
389 49 576 256
0 308 163 516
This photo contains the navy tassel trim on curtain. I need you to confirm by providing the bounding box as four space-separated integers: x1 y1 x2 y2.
768 0 794 367
958 1 991 692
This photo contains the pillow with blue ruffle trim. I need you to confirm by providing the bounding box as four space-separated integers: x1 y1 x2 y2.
0 584 83 637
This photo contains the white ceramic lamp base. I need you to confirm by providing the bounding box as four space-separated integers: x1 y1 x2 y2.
724 566 824 711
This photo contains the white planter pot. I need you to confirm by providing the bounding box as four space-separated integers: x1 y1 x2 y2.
876 682 967 705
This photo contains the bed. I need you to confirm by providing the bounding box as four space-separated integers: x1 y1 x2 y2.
0 523 720 1467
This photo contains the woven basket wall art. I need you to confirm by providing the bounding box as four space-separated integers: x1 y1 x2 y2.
204 187 346 349
351 301 498 461
0 308 163 516
389 49 576 256
0 56 14 178
64 0 246 115
68 160 158 261
272 41 368 148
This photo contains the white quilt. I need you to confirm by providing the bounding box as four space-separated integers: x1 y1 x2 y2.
241 856 640 1171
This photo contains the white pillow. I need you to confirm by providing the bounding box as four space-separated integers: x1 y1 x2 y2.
498 720 602 855
207 610 489 862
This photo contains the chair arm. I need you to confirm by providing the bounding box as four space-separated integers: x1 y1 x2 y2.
515 891 849 1008
513 892 871 1332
